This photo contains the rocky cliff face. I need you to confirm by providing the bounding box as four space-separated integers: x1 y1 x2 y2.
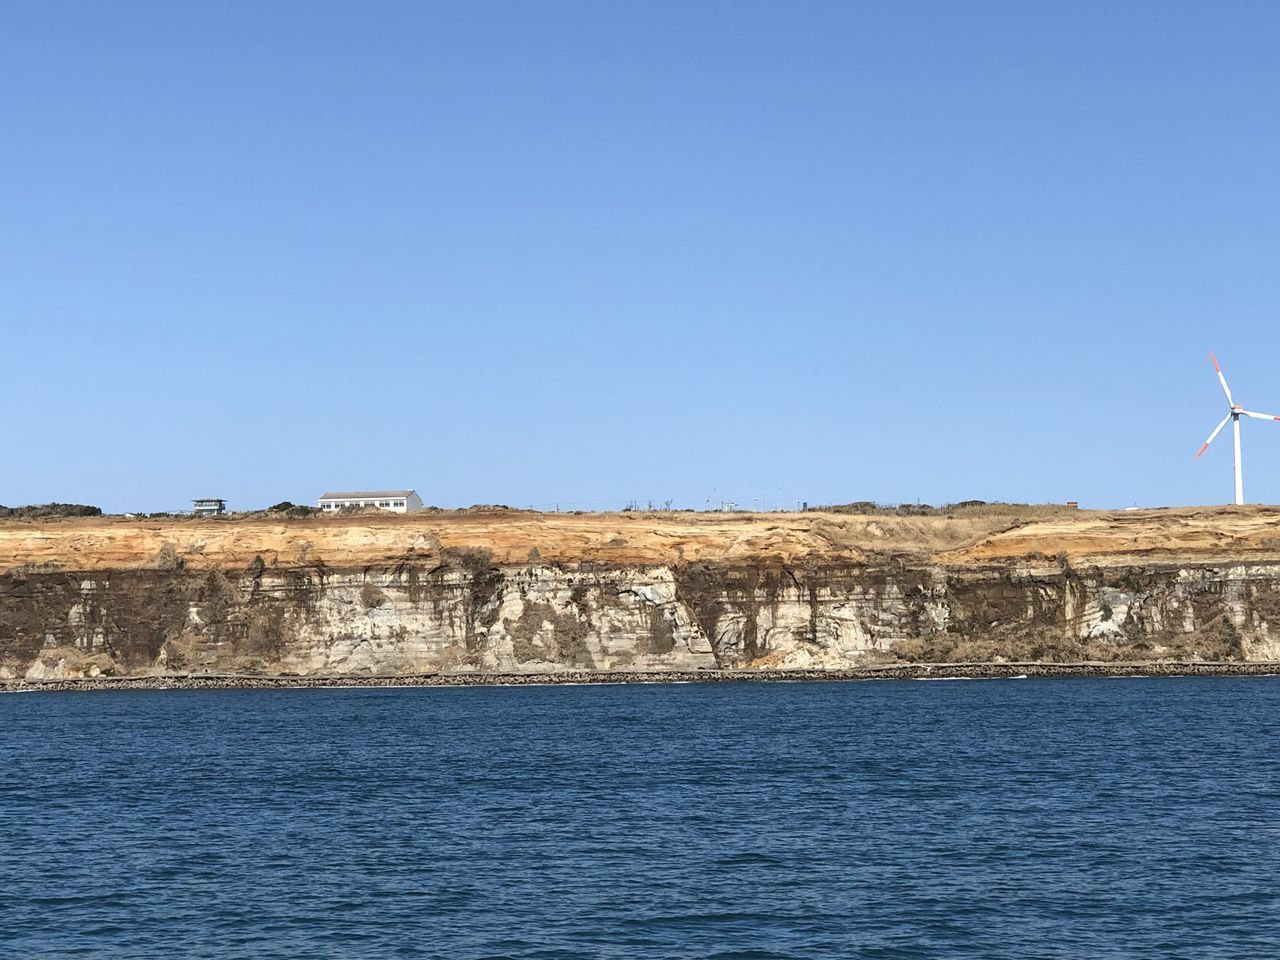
5 546 1280 679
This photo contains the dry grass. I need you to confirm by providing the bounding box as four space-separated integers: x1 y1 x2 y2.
5 504 1280 572
813 501 1081 520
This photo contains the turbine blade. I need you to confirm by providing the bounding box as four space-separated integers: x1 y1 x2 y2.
1241 409 1280 421
1195 413 1232 459
1211 352 1235 406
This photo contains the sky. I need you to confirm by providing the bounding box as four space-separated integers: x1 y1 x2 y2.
3 1 1280 513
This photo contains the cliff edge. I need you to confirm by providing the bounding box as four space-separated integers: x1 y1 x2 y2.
4 506 1280 680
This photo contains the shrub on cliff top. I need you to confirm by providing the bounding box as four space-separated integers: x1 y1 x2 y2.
337 504 383 515
809 500 1077 519
0 503 102 518
269 501 320 519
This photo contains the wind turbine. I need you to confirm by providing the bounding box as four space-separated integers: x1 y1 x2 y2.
1194 352 1280 505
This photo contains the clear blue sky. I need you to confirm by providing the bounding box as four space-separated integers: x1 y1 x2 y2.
4 1 1280 513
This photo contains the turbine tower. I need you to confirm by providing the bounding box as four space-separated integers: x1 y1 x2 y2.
1194 352 1280 505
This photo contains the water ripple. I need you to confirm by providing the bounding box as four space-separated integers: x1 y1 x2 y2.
1 678 1278 958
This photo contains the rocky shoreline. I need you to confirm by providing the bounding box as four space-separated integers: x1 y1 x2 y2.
4 660 1278 694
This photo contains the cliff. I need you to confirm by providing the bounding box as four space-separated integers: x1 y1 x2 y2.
4 506 1280 680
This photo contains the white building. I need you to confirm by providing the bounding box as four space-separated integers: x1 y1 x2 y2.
317 490 423 514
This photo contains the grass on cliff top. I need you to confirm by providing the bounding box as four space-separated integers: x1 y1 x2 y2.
0 503 102 518
797 502 1089 556
808 500 1082 520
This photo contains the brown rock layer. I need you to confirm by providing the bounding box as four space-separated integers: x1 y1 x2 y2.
4 506 1280 681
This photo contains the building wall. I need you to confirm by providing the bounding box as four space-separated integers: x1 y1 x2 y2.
318 495 420 514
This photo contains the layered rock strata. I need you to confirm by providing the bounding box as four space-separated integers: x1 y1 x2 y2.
4 506 1280 680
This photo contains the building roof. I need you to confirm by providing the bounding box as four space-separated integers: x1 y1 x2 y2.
318 490 417 500
192 497 226 503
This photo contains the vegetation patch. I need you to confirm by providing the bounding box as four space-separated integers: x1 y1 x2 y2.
360 583 387 609
245 606 287 660
149 544 185 571
443 547 504 650
267 501 321 519
673 562 726 659
0 503 101 519
637 605 676 656
505 601 594 667
808 500 1080 520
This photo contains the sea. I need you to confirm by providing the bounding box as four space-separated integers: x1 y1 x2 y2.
1 677 1277 959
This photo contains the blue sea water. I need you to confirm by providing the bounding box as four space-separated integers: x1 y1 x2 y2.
1 678 1278 959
